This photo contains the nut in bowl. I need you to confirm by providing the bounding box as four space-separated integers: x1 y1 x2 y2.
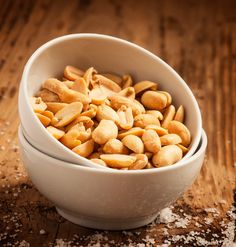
18 126 207 230
19 34 202 168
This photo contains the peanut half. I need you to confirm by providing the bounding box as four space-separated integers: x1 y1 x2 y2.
117 105 134 130
142 129 161 153
134 114 160 128
46 126 65 140
174 105 184 122
152 145 183 167
129 154 148 170
100 154 136 168
37 89 60 102
64 65 84 81
167 120 191 147
141 91 167 110
45 102 68 114
134 81 158 95
117 127 145 139
72 139 94 158
121 135 144 154
160 134 182 146
97 104 120 124
103 138 129 154
30 97 47 113
161 105 176 129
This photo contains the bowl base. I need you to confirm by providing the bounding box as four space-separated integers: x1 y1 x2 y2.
56 207 158 230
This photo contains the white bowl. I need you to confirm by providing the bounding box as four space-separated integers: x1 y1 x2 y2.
18 125 207 230
19 33 202 166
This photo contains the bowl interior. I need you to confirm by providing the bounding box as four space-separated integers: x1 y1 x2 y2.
22 34 202 157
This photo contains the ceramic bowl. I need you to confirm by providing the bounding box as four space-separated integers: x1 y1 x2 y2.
19 34 202 167
18 125 207 230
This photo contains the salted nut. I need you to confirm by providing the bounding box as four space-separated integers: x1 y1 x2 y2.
30 97 47 113
145 125 168 136
134 81 158 95
109 95 145 116
117 105 134 130
118 87 135 99
134 114 160 128
64 65 84 81
96 104 120 124
129 154 148 170
52 102 83 127
121 135 144 154
100 154 136 168
71 78 88 95
162 105 176 129
174 105 184 122
167 120 191 147
46 126 65 140
92 119 118 144
37 89 60 102
142 129 161 153
141 91 167 110
43 78 90 105
32 66 192 170
152 145 183 167
118 127 145 139
45 102 68 114
72 139 94 158
103 138 129 154
160 134 182 146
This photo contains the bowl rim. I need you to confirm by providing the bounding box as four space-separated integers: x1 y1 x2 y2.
20 33 202 167
18 125 207 175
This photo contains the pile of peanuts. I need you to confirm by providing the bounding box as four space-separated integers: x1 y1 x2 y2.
30 66 191 170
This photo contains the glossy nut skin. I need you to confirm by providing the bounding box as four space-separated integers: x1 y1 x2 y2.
152 145 183 167
92 119 118 145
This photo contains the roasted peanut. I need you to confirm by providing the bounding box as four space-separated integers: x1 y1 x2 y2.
176 144 189 154
62 80 74 88
159 91 172 106
117 105 134 130
152 145 183 167
37 89 60 102
100 154 136 168
89 85 107 105
134 114 160 128
160 134 182 146
83 67 97 87
118 127 145 139
134 81 157 95
64 65 84 81
162 105 176 128
141 91 167 110
146 110 163 120
45 102 68 114
121 135 144 154
142 129 161 153
80 104 97 118
103 139 129 154
72 139 94 158
145 125 168 136
90 158 107 167
36 113 51 127
53 102 83 127
109 95 145 116
101 73 123 86
41 110 54 120
46 126 65 140
129 154 148 170
43 78 90 105
97 104 120 124
30 97 47 113
65 116 94 131
122 74 133 88
118 87 135 99
174 105 184 122
167 120 191 147
94 74 121 92
92 119 118 144
71 78 88 95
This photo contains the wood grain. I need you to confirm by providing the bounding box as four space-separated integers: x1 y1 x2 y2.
0 0 235 246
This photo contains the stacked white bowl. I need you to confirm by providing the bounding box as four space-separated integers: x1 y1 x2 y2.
18 34 207 230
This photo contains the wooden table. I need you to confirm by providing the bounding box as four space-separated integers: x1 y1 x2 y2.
0 0 235 246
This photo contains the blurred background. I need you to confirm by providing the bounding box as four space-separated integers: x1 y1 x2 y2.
0 0 235 246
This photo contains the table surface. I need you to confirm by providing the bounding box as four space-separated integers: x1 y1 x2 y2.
0 0 235 246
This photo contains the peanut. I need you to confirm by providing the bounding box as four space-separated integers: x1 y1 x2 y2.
37 89 60 102
118 87 135 99
142 129 161 153
122 74 133 88
71 78 88 95
161 105 176 128
134 81 157 95
30 97 47 113
152 145 183 167
46 126 65 140
92 119 118 144
145 125 168 136
146 110 163 120
100 154 136 168
64 65 84 81
134 114 160 128
129 154 148 170
174 105 184 122
176 144 189 154
94 74 121 92
160 134 182 146
117 105 134 130
83 67 97 87
72 139 94 158
97 104 120 124
36 113 51 127
101 73 123 86
118 127 145 139
141 91 167 110
62 80 74 88
90 158 107 167
103 139 129 154
159 91 172 106
121 135 144 154
45 102 68 114
80 104 97 118
167 120 191 147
